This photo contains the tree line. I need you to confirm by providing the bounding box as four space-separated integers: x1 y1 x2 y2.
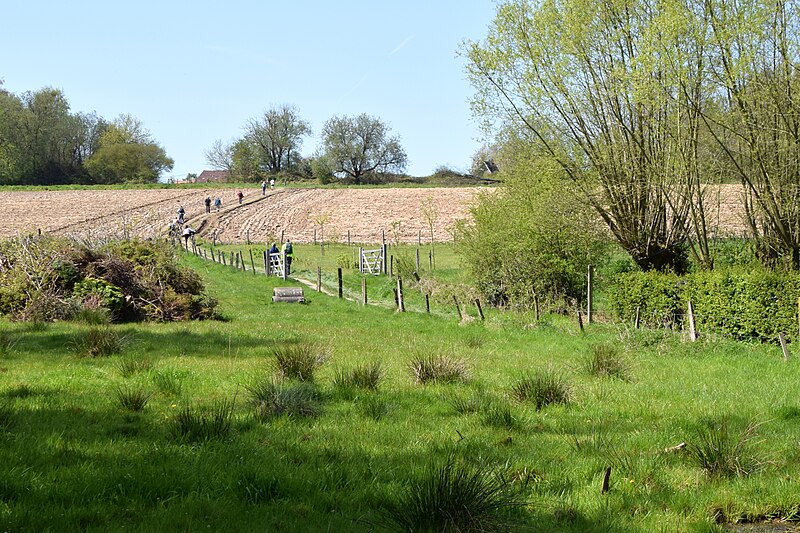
204 104 407 185
0 83 172 185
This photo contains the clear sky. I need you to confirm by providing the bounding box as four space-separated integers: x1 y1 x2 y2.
0 1 498 180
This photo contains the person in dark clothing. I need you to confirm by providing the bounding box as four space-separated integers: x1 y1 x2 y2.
204 196 211 213
282 240 294 274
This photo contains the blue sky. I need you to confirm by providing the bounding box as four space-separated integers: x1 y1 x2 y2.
0 1 498 179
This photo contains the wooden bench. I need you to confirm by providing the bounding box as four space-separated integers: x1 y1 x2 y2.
272 287 305 303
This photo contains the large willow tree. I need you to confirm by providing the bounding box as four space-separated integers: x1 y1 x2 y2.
465 0 714 272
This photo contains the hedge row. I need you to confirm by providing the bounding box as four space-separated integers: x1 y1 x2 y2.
608 269 800 341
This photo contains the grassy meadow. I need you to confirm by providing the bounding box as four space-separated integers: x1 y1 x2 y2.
1 248 800 531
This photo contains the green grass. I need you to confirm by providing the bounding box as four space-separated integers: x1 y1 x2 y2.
1 250 800 530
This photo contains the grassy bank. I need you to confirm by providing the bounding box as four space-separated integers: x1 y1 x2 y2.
1 252 799 531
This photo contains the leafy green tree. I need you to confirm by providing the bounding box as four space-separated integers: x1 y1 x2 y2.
465 0 711 272
457 131 607 308
320 114 407 184
245 104 310 174
230 138 262 182
85 114 172 183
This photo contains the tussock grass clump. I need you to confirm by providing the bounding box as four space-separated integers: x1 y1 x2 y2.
483 403 519 429
116 356 154 378
585 344 631 380
0 332 18 357
246 379 321 419
272 342 328 382
332 361 383 391
115 385 152 412
152 369 184 396
74 306 112 325
511 370 572 410
450 393 487 415
380 455 522 532
236 471 280 504
71 327 128 357
169 399 235 443
687 418 765 478
360 395 392 421
0 403 14 431
409 354 470 385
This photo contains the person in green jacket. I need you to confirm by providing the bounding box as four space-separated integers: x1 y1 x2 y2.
282 240 294 274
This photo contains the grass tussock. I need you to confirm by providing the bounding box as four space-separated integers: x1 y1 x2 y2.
380 455 522 532
116 356 154 378
687 418 766 478
73 306 112 325
332 361 383 391
245 379 321 419
0 332 18 357
450 393 488 415
483 403 519 429
115 385 152 412
360 395 392 421
409 353 470 385
152 369 184 396
585 344 631 380
71 326 129 357
511 370 572 410
272 342 328 382
169 399 235 443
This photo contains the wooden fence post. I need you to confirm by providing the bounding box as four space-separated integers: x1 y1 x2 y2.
280 229 284 244
634 306 641 329
358 247 363 273
397 278 405 312
534 293 540 321
587 264 594 324
317 266 322 292
222 253 227 266
390 255 394 278
576 307 585 333
475 299 485 321
337 268 343 299
418 229 421 246
429 250 433 270
453 295 463 321
347 230 351 246
362 277 367 305
313 228 317 245
780 332 790 361
425 294 430 314
416 249 420 271
687 301 697 342
249 249 256 275
263 251 269 275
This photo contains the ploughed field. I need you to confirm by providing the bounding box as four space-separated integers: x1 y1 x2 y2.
0 184 749 244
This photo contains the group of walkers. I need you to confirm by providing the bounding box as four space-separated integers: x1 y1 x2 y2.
170 199 295 274
260 179 275 195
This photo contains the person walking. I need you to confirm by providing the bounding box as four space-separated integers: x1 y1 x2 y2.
282 239 294 275
177 206 185 224
261 180 267 195
182 226 196 247
204 196 211 213
269 178 275 189
214 197 222 212
237 190 244 205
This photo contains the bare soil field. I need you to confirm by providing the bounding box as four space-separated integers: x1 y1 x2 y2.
0 186 495 244
0 184 749 244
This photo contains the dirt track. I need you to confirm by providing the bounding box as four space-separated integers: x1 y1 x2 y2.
0 186 495 244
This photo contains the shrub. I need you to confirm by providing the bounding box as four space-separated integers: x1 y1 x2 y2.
72 277 124 314
686 418 765 478
272 343 328 381
409 353 470 385
585 344 631 380
71 327 128 357
607 271 682 328
511 370 572 410
332 362 383 391
380 454 522 532
169 399 235 443
246 379 321 419
115 385 152 412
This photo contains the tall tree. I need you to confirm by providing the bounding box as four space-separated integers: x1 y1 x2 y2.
85 114 173 183
320 113 407 183
204 139 235 176
465 0 712 272
245 104 310 174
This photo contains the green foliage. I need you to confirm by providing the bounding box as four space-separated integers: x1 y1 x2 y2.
687 418 766 478
169 399 235 443
0 331 17 357
409 353 470 384
359 394 392 421
271 342 328 382
310 155 334 184
457 147 607 310
510 370 572 410
116 356 154 378
609 269 800 340
152 368 183 396
0 235 217 323
379 454 522 532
